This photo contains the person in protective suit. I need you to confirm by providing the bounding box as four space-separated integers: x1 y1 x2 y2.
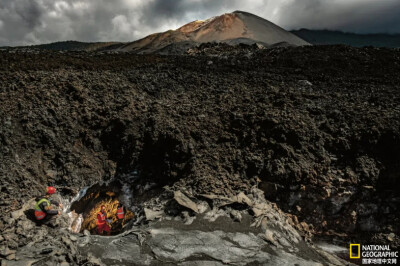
97 205 111 235
34 186 63 224
116 203 125 221
114 203 125 231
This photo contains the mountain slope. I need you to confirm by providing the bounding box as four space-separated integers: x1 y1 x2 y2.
119 11 309 53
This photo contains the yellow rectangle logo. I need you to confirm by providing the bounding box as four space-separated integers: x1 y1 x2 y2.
350 244 360 259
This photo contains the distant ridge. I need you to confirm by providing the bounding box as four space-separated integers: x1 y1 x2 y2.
23 41 122 51
291 29 400 48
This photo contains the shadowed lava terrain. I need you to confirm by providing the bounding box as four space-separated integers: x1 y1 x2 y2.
0 44 399 264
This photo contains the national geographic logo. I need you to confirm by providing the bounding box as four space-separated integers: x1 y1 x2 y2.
350 244 361 259
350 244 398 265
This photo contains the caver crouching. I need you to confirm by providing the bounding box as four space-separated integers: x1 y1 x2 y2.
34 186 63 225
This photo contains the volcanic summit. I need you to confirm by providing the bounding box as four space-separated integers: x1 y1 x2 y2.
119 11 309 53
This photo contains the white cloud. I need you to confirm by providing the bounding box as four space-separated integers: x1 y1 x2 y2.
111 15 131 40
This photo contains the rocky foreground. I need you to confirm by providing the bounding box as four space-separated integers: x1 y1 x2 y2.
2 186 347 265
0 44 399 265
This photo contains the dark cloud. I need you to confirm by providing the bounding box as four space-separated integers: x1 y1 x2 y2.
14 0 43 28
277 0 400 34
0 0 399 46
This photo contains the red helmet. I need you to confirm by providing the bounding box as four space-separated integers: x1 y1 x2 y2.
47 186 56 194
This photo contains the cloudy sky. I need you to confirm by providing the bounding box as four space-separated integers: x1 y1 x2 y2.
1 0 399 46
